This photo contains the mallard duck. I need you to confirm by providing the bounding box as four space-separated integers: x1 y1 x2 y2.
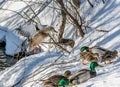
80 52 99 65
43 75 68 87
80 46 118 64
90 46 118 63
43 70 72 87
29 26 57 54
102 50 118 64
59 39 75 48
68 62 102 85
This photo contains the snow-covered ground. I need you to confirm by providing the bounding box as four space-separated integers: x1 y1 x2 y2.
0 0 120 87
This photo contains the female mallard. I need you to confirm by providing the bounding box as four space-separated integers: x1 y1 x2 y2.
80 52 99 65
29 26 57 54
68 62 102 85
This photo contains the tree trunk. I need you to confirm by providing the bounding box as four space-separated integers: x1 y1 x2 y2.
56 0 67 42
56 0 85 37
71 0 80 9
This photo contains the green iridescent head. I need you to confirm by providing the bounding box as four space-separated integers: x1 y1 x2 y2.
90 62 99 72
80 46 89 52
58 79 69 86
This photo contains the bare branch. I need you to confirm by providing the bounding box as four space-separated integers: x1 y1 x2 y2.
55 0 85 37
27 0 52 23
87 0 94 8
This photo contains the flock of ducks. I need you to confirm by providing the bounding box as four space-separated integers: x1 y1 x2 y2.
16 24 75 54
16 24 118 87
43 62 100 87
43 46 118 87
80 46 118 65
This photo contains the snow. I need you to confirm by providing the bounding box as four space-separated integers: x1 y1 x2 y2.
78 62 120 87
0 0 120 87
5 30 23 55
0 30 6 42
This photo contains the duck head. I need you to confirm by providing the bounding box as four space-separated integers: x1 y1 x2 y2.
80 46 89 52
90 62 99 72
64 70 71 78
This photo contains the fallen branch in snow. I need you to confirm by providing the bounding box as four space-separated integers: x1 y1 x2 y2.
87 0 94 8
96 29 109 32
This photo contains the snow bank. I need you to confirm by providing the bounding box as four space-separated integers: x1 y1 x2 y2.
0 0 120 87
0 30 6 42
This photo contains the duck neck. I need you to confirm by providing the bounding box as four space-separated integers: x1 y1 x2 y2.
90 62 99 72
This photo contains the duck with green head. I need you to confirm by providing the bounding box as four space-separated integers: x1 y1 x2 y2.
67 62 103 85
80 46 89 52
43 70 73 87
44 62 102 87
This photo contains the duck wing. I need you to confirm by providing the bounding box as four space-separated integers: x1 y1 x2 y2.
69 70 89 80
69 70 91 84
44 75 67 86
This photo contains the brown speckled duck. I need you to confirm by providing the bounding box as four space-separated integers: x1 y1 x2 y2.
29 26 57 54
80 46 118 64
